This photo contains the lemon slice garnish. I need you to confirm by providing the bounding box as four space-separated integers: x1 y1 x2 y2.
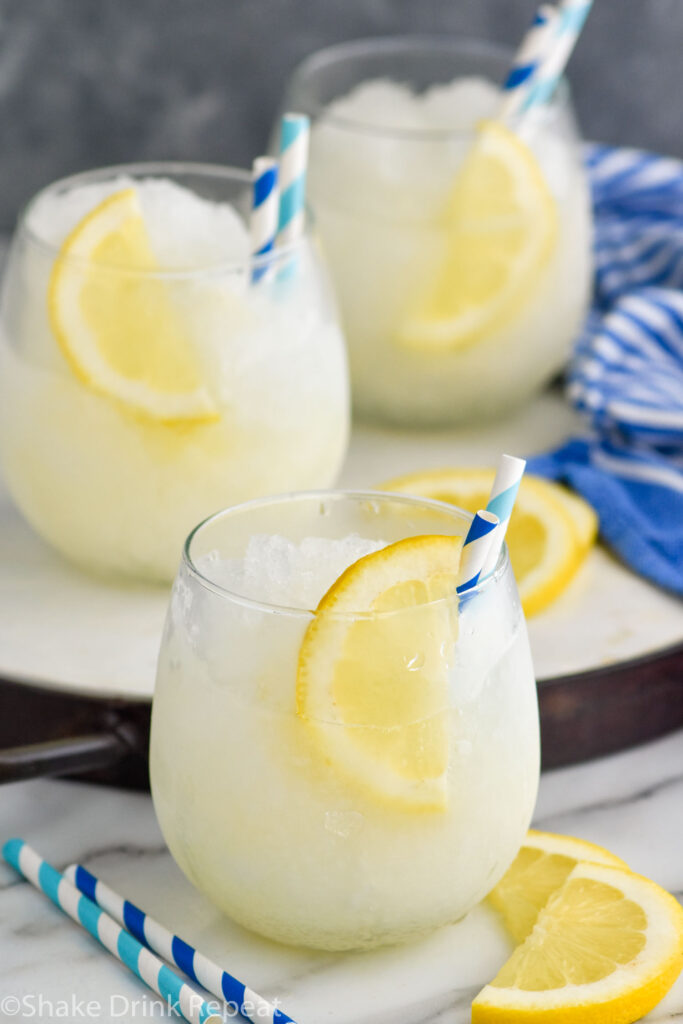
488 829 629 945
296 534 463 812
380 469 597 617
48 188 218 423
473 861 683 1023
398 121 558 353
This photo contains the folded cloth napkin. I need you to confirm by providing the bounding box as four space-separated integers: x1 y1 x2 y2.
528 143 683 596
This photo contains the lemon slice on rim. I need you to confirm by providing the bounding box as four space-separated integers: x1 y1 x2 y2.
380 468 597 617
473 861 683 1024
48 188 217 423
398 121 558 353
488 830 629 944
296 534 463 812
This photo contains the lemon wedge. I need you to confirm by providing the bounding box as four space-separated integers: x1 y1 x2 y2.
48 188 217 423
488 830 629 944
296 534 463 811
473 861 683 1024
398 121 558 353
380 469 597 617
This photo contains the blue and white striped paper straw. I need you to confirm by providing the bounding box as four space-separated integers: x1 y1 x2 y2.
250 156 280 284
65 864 296 1024
520 0 593 114
499 4 559 121
277 113 310 248
456 510 499 595
481 454 527 576
2 840 220 1024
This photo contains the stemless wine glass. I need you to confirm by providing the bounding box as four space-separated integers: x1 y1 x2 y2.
150 490 540 951
281 37 593 427
0 163 349 582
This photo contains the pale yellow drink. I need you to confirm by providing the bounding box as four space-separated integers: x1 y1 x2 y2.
286 41 593 425
0 166 349 581
150 492 540 950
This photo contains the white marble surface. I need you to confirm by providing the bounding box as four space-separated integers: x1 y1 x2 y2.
0 730 682 1024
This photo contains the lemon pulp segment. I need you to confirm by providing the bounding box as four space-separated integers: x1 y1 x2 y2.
48 188 217 423
398 121 558 353
296 534 463 811
488 829 629 944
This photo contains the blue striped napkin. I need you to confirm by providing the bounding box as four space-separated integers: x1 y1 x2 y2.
529 144 683 596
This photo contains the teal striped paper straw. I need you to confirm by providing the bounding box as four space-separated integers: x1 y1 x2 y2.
2 840 221 1024
65 863 296 1024
499 4 560 120
456 510 499 595
250 156 280 284
520 0 593 114
276 113 310 248
481 454 527 576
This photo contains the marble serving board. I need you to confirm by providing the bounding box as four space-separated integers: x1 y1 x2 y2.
0 391 681 701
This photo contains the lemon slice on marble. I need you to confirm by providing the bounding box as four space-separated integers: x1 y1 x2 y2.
380 468 597 617
398 121 558 353
296 534 463 811
473 861 683 1024
488 830 629 944
48 188 217 423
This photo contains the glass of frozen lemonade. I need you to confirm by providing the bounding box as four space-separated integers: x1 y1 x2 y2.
282 37 593 426
0 164 349 582
150 490 540 951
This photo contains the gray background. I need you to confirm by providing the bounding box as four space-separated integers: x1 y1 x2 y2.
0 0 680 231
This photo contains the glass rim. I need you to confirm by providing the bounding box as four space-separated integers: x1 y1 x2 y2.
182 488 510 618
18 160 312 279
287 34 572 141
